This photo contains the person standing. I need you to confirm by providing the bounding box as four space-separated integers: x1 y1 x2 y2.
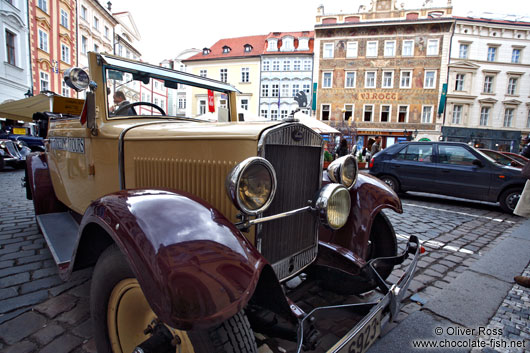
370 135 382 156
335 138 349 158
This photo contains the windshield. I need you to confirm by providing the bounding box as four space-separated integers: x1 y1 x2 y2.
105 67 231 121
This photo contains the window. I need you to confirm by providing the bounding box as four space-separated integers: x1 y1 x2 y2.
365 71 376 88
222 46 231 53
93 16 99 30
292 84 299 96
282 37 294 51
62 80 69 97
60 9 69 28
483 76 494 93
105 26 110 39
293 60 301 71
345 71 356 88
512 49 521 63
459 44 468 59
384 41 395 57
381 105 390 122
507 77 518 95
438 145 476 166
452 105 463 124
40 71 49 92
281 84 289 97
480 107 490 126
244 45 252 52
396 144 433 163
322 72 333 88
280 110 288 119
321 104 330 120
220 68 227 82
199 100 206 115
303 60 311 71
199 69 207 77
178 98 186 109
487 47 496 61
261 84 269 97
422 106 433 123
400 71 411 88
398 106 408 122
504 108 514 127
268 39 278 51
262 61 269 71
5 30 16 66
241 99 248 110
303 84 311 95
402 40 414 56
38 29 48 52
283 60 290 71
344 104 353 121
366 41 378 57
363 105 373 122
323 43 334 58
37 0 47 12
455 74 465 91
424 71 436 89
382 71 393 88
271 110 278 121
272 84 279 97
272 60 280 71
81 36 87 54
61 44 70 64
93 44 99 53
260 109 268 118
427 39 439 55
241 68 249 82
346 42 358 58
80 5 87 19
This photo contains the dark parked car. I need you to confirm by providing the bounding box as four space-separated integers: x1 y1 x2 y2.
369 141 526 213
479 149 524 168
0 139 31 170
0 132 45 152
500 151 529 165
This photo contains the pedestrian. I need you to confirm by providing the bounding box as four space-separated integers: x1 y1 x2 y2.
110 91 136 116
513 134 530 288
370 135 382 156
335 138 349 158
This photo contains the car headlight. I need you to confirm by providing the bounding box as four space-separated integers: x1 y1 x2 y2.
226 157 277 215
17 141 24 148
0 142 5 149
64 67 90 92
314 184 351 230
327 155 358 189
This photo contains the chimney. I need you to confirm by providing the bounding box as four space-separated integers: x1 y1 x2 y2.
107 1 112 11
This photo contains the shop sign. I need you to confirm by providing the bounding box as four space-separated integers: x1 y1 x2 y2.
359 92 398 100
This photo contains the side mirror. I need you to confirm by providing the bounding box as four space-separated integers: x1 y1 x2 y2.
472 159 483 167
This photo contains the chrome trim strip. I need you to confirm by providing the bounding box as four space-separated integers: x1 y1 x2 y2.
241 205 312 228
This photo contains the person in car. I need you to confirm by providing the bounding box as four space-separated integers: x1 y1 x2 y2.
110 91 136 116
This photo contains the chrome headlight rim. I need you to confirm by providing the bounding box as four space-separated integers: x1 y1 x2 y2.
226 157 277 216
327 155 358 189
64 67 90 92
314 183 351 230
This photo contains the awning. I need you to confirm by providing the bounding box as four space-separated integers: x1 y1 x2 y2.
294 111 340 134
0 94 84 122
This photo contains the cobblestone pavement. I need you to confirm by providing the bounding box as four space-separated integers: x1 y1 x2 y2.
0 168 528 352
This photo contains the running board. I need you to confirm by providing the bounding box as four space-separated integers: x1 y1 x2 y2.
36 212 79 272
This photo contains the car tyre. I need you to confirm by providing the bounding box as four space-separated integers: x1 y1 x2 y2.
366 212 398 280
379 175 400 193
499 188 522 214
91 244 258 353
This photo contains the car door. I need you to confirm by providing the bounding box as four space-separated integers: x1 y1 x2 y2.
435 144 491 200
387 143 437 191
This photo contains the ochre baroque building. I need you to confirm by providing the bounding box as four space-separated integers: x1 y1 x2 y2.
29 0 77 96
314 0 453 148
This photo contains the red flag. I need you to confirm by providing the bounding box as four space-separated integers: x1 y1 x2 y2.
208 90 215 113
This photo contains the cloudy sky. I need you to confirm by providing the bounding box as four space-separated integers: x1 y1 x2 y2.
109 0 530 64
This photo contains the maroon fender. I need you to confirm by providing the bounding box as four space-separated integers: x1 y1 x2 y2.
25 152 67 215
319 172 402 261
79 189 268 330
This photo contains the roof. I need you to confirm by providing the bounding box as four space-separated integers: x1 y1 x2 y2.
453 16 530 27
184 35 268 61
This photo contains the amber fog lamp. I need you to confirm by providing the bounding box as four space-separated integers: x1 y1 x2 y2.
315 184 351 230
226 157 277 216
327 155 358 189
64 68 90 92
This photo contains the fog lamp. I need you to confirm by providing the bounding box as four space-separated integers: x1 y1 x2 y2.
327 155 358 189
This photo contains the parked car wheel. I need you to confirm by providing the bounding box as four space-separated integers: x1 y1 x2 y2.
366 212 398 280
379 175 400 193
91 244 258 353
499 188 522 214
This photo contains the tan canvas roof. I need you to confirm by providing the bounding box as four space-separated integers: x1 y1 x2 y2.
0 94 84 122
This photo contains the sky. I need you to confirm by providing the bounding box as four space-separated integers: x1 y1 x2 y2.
109 0 530 65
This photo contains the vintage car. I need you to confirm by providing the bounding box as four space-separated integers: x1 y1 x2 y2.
22 52 420 353
0 138 30 170
0 130 45 152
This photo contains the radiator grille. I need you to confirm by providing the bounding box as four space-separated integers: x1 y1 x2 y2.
5 141 20 158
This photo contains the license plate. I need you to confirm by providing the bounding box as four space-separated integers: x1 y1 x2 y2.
331 307 382 353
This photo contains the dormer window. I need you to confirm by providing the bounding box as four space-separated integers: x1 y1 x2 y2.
267 38 278 52
298 38 309 51
244 44 253 52
202 48 211 55
281 36 294 51
222 46 231 54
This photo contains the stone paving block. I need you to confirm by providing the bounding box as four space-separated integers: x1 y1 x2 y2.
0 289 48 314
0 272 29 287
67 280 91 298
39 333 83 353
82 338 97 353
0 311 46 344
32 323 66 345
56 297 90 325
3 340 37 353
33 267 58 280
0 287 18 300
0 249 35 261
16 253 51 265
72 319 93 339
19 275 63 294
49 277 90 297
34 293 77 319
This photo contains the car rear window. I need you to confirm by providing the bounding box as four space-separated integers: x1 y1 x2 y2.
395 144 433 162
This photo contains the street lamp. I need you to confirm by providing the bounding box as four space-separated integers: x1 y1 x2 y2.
24 89 33 98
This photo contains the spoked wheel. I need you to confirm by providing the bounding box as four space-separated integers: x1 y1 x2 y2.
91 245 258 353
366 212 398 280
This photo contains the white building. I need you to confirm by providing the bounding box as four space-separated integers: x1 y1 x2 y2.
445 15 530 150
260 31 314 119
0 0 32 103
113 11 141 60
77 0 117 70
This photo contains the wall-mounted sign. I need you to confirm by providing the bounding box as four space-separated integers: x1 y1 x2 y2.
359 92 398 100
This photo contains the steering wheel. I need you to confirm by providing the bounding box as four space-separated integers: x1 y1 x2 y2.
114 102 166 116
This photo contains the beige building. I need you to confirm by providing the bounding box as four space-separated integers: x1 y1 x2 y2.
314 0 454 148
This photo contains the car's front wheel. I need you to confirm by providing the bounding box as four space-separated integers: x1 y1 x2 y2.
91 244 258 353
499 188 521 214
379 175 400 193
